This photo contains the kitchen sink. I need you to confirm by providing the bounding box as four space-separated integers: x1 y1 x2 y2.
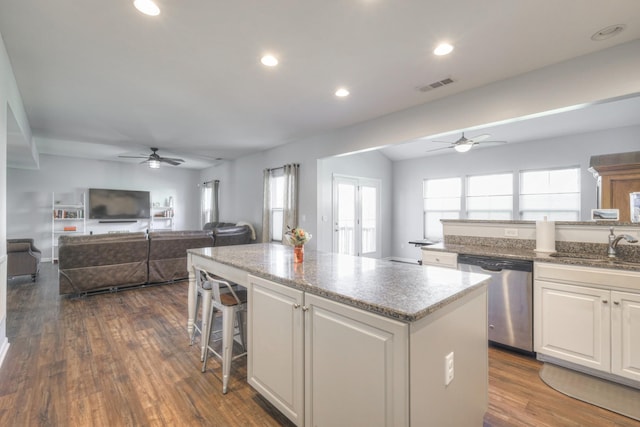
549 252 640 267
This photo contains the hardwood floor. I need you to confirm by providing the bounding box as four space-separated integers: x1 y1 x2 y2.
1 263 638 426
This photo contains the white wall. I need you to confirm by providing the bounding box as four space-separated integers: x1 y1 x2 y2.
200 40 640 254
1 31 34 367
391 125 640 259
7 154 202 261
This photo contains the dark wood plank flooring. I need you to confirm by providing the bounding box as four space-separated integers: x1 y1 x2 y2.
1 263 638 426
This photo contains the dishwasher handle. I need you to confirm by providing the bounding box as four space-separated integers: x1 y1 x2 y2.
481 265 503 272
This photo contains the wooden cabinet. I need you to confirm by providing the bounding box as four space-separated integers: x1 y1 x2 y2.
247 275 304 425
534 262 640 383
247 275 408 427
535 280 610 370
421 249 457 268
590 150 640 222
611 290 640 382
304 293 407 427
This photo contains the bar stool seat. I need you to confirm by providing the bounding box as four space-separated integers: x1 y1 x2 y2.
196 268 247 394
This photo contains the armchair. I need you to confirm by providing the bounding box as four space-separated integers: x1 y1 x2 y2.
7 238 42 281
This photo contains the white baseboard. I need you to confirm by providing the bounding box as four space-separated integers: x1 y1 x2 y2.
0 337 9 369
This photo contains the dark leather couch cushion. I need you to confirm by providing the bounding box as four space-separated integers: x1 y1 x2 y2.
212 225 252 246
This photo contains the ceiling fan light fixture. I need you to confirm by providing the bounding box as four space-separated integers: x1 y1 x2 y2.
454 143 473 153
260 55 279 67
335 88 350 97
148 159 161 168
134 0 160 16
433 43 454 56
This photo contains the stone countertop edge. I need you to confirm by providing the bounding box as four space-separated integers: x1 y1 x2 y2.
188 244 490 323
422 243 640 272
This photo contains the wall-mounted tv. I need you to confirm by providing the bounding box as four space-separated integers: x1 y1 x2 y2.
88 188 151 220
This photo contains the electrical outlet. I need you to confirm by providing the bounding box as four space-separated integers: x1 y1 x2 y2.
504 228 518 237
444 351 454 386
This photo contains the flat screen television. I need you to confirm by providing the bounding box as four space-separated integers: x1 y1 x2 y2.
88 188 151 220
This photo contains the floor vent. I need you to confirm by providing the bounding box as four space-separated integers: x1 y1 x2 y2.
416 77 455 92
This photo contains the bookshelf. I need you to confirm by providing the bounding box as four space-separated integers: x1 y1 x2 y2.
52 192 86 262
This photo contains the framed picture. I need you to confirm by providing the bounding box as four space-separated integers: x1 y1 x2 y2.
591 208 619 221
631 192 640 223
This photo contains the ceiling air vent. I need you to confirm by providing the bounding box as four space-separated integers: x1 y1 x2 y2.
416 77 454 92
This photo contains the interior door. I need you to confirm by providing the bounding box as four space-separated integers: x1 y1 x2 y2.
332 176 380 258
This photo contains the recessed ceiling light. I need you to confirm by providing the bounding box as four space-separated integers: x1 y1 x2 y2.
261 55 279 67
591 24 625 41
335 88 350 97
433 43 454 56
134 0 160 16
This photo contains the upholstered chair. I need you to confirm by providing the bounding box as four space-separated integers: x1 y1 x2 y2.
7 238 42 281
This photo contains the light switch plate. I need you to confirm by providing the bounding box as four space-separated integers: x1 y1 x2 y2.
445 351 454 386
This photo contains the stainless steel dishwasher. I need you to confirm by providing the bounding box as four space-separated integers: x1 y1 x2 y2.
457 254 534 353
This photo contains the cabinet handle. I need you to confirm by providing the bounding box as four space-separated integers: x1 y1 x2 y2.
603 300 608 304
435 258 440 262
293 304 300 309
613 301 620 305
302 306 309 312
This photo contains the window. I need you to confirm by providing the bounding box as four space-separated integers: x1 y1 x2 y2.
520 167 580 220
423 177 461 240
466 173 513 220
269 170 285 241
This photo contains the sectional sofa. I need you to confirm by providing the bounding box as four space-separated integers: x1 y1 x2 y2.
58 225 253 295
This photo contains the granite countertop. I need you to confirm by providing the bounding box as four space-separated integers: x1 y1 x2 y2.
423 242 640 272
188 243 489 322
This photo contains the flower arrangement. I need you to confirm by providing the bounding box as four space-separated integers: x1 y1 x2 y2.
285 226 312 247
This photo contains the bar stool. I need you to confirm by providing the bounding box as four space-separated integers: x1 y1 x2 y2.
190 270 215 362
198 269 247 394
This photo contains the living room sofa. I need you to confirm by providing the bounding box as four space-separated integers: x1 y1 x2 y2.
148 231 216 284
58 232 151 295
203 222 254 246
58 230 217 295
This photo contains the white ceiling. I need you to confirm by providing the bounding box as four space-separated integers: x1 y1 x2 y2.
1 0 640 169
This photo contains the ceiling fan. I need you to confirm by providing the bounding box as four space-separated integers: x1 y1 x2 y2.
118 147 185 168
427 133 507 153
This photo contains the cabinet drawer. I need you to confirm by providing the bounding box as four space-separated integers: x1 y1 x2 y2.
421 250 457 268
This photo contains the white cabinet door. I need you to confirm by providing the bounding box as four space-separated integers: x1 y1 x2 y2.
611 290 640 382
535 280 610 371
304 293 408 427
247 275 304 426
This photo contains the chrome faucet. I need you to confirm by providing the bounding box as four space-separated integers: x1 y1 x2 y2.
608 227 639 258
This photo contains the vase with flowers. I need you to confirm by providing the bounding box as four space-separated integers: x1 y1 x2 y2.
285 226 312 263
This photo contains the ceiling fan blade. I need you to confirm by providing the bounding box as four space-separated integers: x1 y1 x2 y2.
160 156 185 163
467 134 491 143
426 146 453 153
118 155 148 159
476 140 508 145
160 158 182 166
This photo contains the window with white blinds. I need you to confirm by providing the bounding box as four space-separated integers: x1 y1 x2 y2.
520 167 580 220
466 173 513 220
423 177 462 240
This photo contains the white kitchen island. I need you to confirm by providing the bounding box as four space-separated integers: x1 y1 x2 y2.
187 243 490 427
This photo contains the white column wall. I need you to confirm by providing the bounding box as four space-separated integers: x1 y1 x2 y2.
1 31 34 367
